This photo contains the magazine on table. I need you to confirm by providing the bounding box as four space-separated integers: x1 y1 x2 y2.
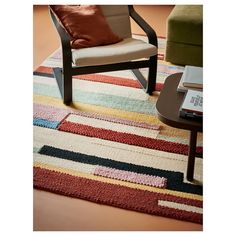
179 89 203 120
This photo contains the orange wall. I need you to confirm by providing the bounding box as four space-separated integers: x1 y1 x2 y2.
131 5 174 37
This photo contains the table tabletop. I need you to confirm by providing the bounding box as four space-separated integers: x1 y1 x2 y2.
156 73 203 132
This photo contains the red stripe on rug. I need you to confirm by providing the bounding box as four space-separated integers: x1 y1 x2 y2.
36 66 54 74
33 166 202 224
75 74 163 91
35 66 163 91
74 73 141 88
58 121 203 156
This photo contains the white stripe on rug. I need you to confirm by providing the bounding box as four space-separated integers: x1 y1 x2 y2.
158 200 203 214
34 153 96 174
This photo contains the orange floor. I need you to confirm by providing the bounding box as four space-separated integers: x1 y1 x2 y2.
33 5 202 231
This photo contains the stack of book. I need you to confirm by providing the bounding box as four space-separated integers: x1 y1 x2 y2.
178 66 203 120
177 65 203 93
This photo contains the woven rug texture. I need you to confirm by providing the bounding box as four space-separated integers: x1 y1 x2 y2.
33 36 203 224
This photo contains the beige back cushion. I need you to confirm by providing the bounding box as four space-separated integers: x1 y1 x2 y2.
100 5 132 39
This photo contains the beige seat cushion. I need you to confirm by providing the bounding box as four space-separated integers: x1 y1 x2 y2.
72 38 157 66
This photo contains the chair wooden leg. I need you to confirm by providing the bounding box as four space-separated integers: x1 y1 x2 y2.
132 55 157 94
53 67 72 105
62 68 72 105
146 55 157 94
53 67 63 96
132 69 147 90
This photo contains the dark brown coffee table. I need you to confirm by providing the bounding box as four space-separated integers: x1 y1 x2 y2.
156 73 203 181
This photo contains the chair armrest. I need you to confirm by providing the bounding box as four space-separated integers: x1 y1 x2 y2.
49 8 71 53
128 5 158 47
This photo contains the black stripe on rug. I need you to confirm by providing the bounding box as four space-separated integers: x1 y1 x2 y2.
38 145 202 195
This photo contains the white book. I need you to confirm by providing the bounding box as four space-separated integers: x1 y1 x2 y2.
177 73 202 93
182 65 203 89
180 89 203 115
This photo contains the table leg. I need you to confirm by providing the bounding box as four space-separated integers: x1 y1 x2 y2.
187 131 197 181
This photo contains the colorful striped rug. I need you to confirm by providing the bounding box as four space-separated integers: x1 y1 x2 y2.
33 36 203 224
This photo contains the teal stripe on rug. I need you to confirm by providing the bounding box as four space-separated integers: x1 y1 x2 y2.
33 118 60 129
33 83 157 115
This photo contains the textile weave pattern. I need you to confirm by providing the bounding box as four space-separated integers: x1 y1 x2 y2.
33 36 203 224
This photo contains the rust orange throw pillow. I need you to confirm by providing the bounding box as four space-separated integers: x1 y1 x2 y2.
50 5 122 49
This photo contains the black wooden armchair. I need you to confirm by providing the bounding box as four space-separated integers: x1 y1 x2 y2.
49 5 158 105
